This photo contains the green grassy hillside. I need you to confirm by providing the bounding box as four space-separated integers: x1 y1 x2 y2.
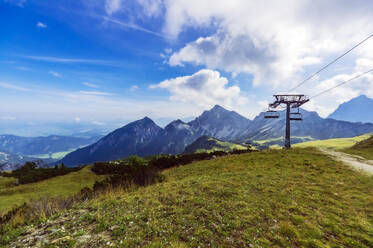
184 136 247 153
293 134 372 149
0 166 104 215
3 149 373 247
343 136 373 160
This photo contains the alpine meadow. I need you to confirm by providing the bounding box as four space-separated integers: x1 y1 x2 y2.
1 1 373 247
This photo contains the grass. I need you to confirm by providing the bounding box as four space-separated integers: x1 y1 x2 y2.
0 166 105 215
195 138 247 153
342 135 373 160
255 136 314 145
5 148 373 247
293 134 372 149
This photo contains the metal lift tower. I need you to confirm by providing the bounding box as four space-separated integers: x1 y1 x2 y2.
264 95 309 148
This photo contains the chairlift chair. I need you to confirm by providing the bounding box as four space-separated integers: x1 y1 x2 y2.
290 108 302 121
264 110 279 119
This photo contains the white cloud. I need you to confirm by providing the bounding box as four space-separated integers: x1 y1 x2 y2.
36 22 47 28
136 0 163 17
163 0 373 91
130 85 139 92
49 71 61 78
303 65 373 117
74 117 81 122
150 69 247 109
105 0 122 15
79 91 114 96
82 82 99 88
0 82 31 92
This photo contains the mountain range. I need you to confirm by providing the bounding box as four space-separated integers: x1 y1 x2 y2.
60 103 373 166
0 135 101 156
328 95 373 123
0 135 102 171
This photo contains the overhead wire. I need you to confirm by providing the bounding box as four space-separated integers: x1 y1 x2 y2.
309 68 373 100
287 33 373 93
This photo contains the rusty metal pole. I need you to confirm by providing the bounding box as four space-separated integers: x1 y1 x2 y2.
285 103 291 148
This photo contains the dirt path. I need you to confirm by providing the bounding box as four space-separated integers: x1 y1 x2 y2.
319 148 373 175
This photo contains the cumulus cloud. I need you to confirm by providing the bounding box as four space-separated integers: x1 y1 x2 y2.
105 0 122 15
150 69 247 109
163 0 373 90
36 22 47 28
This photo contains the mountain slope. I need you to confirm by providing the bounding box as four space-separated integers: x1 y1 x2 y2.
147 120 199 155
328 95 373 123
343 135 373 160
0 150 38 171
60 117 162 166
61 105 252 166
188 105 251 140
6 149 373 247
184 135 247 153
242 108 373 142
0 134 100 156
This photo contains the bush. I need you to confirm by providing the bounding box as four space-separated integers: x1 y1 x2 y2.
2 162 82 184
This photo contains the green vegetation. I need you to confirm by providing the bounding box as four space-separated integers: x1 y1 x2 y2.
3 148 373 247
0 162 82 184
195 140 246 153
0 166 104 214
293 134 372 149
255 136 314 145
184 136 247 153
343 135 373 160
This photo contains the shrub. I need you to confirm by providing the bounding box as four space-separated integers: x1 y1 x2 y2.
2 162 82 184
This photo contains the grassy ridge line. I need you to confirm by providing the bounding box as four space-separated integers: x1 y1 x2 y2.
0 166 105 215
293 134 372 149
6 148 373 247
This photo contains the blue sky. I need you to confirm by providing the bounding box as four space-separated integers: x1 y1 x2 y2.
1 0 373 136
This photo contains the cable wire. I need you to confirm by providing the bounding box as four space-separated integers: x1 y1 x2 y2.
310 68 373 100
287 33 373 93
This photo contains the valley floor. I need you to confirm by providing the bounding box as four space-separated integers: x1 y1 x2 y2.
2 149 373 247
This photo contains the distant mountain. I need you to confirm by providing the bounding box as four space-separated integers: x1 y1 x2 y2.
60 117 162 166
147 120 199 155
61 105 252 166
241 108 373 142
188 105 251 140
184 136 246 154
0 150 51 171
328 95 373 123
0 135 101 156
60 104 373 166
